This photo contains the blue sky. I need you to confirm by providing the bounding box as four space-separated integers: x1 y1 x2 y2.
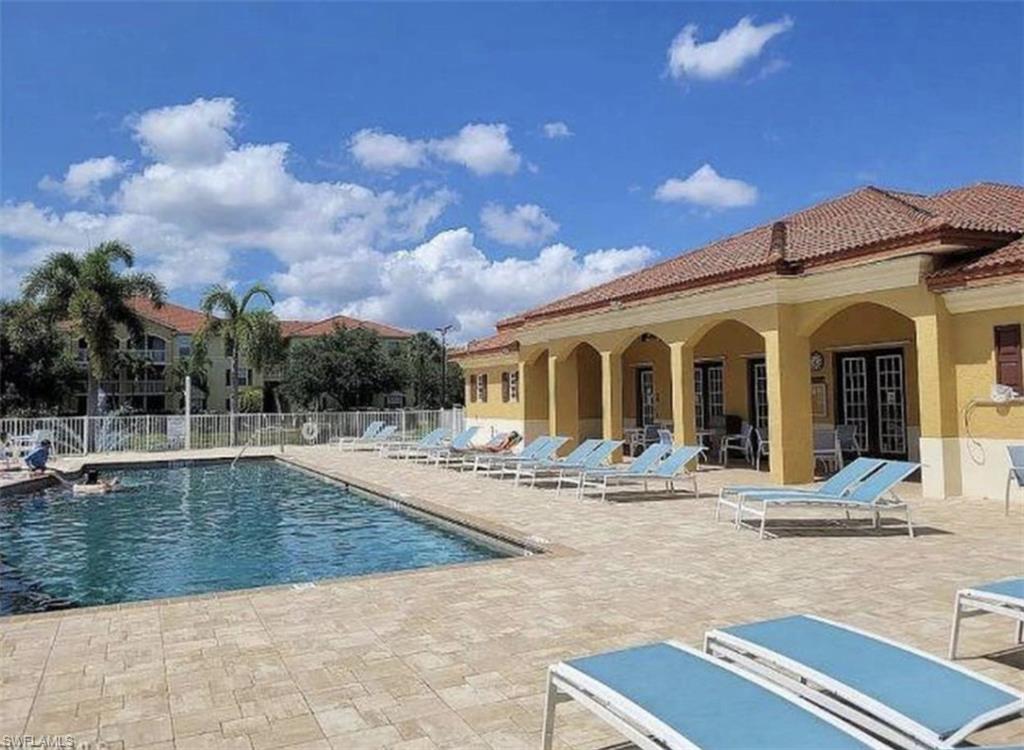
2 2 1021 340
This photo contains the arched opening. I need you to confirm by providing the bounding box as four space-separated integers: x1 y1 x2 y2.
621 333 671 454
808 302 920 462
571 342 604 442
521 347 549 442
690 320 768 459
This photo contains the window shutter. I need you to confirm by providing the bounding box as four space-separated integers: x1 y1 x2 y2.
469 375 477 403
995 324 1022 392
479 374 488 403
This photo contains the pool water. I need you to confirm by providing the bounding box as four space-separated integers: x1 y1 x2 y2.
0 460 509 615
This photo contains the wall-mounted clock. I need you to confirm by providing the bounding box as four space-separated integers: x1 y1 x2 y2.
810 350 825 372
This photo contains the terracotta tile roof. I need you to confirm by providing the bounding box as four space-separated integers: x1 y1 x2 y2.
927 235 1024 290
129 298 207 334
504 183 1023 327
283 314 411 339
129 299 410 339
450 328 521 359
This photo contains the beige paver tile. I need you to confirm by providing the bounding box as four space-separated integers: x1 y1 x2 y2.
5 447 1022 746
100 715 173 747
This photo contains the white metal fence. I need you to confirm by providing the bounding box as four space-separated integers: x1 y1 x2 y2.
0 408 464 456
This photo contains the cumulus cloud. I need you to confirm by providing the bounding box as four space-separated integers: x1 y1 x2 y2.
349 129 427 171
337 229 656 341
667 16 793 82
480 203 559 247
654 164 758 208
130 97 238 165
349 123 521 175
39 156 128 201
542 121 573 139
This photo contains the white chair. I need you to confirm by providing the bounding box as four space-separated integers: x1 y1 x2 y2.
719 423 753 467
754 427 770 471
813 428 841 474
836 424 864 465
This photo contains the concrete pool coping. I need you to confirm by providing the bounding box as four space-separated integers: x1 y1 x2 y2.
0 452 575 624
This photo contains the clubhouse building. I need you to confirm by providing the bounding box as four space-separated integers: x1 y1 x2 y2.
453 182 1024 500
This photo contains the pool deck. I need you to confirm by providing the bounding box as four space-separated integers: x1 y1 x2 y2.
2 446 1022 749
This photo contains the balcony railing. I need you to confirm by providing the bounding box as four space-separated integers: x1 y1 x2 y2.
124 380 168 395
124 348 167 364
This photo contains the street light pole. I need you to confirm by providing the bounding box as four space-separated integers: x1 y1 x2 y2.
434 324 454 408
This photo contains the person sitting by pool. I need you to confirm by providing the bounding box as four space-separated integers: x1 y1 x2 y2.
482 431 521 453
72 468 120 495
23 439 51 474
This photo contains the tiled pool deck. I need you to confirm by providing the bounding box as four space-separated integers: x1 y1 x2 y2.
2 446 1022 749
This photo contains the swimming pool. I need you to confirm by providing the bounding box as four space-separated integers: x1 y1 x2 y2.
0 460 512 615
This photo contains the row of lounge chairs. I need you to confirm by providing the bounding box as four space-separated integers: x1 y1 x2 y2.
544 581 1024 749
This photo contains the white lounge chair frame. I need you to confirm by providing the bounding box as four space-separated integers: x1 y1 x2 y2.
733 463 917 540
949 582 1024 659
542 640 886 750
705 615 1023 750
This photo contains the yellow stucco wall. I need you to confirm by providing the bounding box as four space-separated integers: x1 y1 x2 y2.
464 363 523 420
952 306 1024 439
808 302 921 430
693 320 765 423
621 338 672 423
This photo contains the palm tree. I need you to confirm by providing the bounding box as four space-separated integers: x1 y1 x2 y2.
167 332 212 410
239 309 287 412
198 283 277 440
22 241 166 426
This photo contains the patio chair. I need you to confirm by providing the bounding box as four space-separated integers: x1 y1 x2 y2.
754 426 770 471
334 420 384 450
513 438 604 488
541 640 886 750
706 614 1023 749
443 431 510 469
734 460 919 539
472 436 567 476
1006 445 1024 515
419 426 479 465
380 427 448 459
572 441 672 501
719 423 753 466
570 444 705 501
949 577 1024 659
716 457 885 526
628 424 660 457
813 428 841 474
836 424 864 462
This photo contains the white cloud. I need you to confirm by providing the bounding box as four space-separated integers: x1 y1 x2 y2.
348 123 521 176
130 97 237 165
542 121 573 139
273 296 339 321
349 129 427 171
39 156 128 201
654 164 758 208
335 229 655 341
667 16 793 81
480 203 559 247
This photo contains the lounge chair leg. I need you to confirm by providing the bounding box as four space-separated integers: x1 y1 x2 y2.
541 672 558 750
715 492 722 521
905 506 914 538
1016 619 1023 644
949 594 963 659
514 466 522 488
759 510 767 540
555 471 563 496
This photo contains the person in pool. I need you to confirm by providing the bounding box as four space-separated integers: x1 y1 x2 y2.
73 468 120 494
24 439 51 474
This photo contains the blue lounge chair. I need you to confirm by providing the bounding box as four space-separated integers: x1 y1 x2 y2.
542 640 887 750
443 431 511 469
716 457 885 526
570 441 673 501
380 427 449 459
568 444 704 500
706 614 1023 749
1006 445 1024 515
548 440 624 494
735 460 919 539
512 438 603 488
472 436 567 476
334 420 385 450
415 426 479 464
950 577 1024 659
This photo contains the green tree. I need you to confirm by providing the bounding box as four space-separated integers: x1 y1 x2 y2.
282 326 400 410
0 300 78 416
166 333 212 411
198 283 277 436
396 332 464 407
22 241 166 419
239 309 287 412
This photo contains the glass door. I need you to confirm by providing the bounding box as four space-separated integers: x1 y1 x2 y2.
835 349 907 458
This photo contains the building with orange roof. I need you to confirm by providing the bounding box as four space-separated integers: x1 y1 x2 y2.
453 182 1024 501
67 300 410 415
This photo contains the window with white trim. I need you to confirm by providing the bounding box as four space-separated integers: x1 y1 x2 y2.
476 373 488 403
